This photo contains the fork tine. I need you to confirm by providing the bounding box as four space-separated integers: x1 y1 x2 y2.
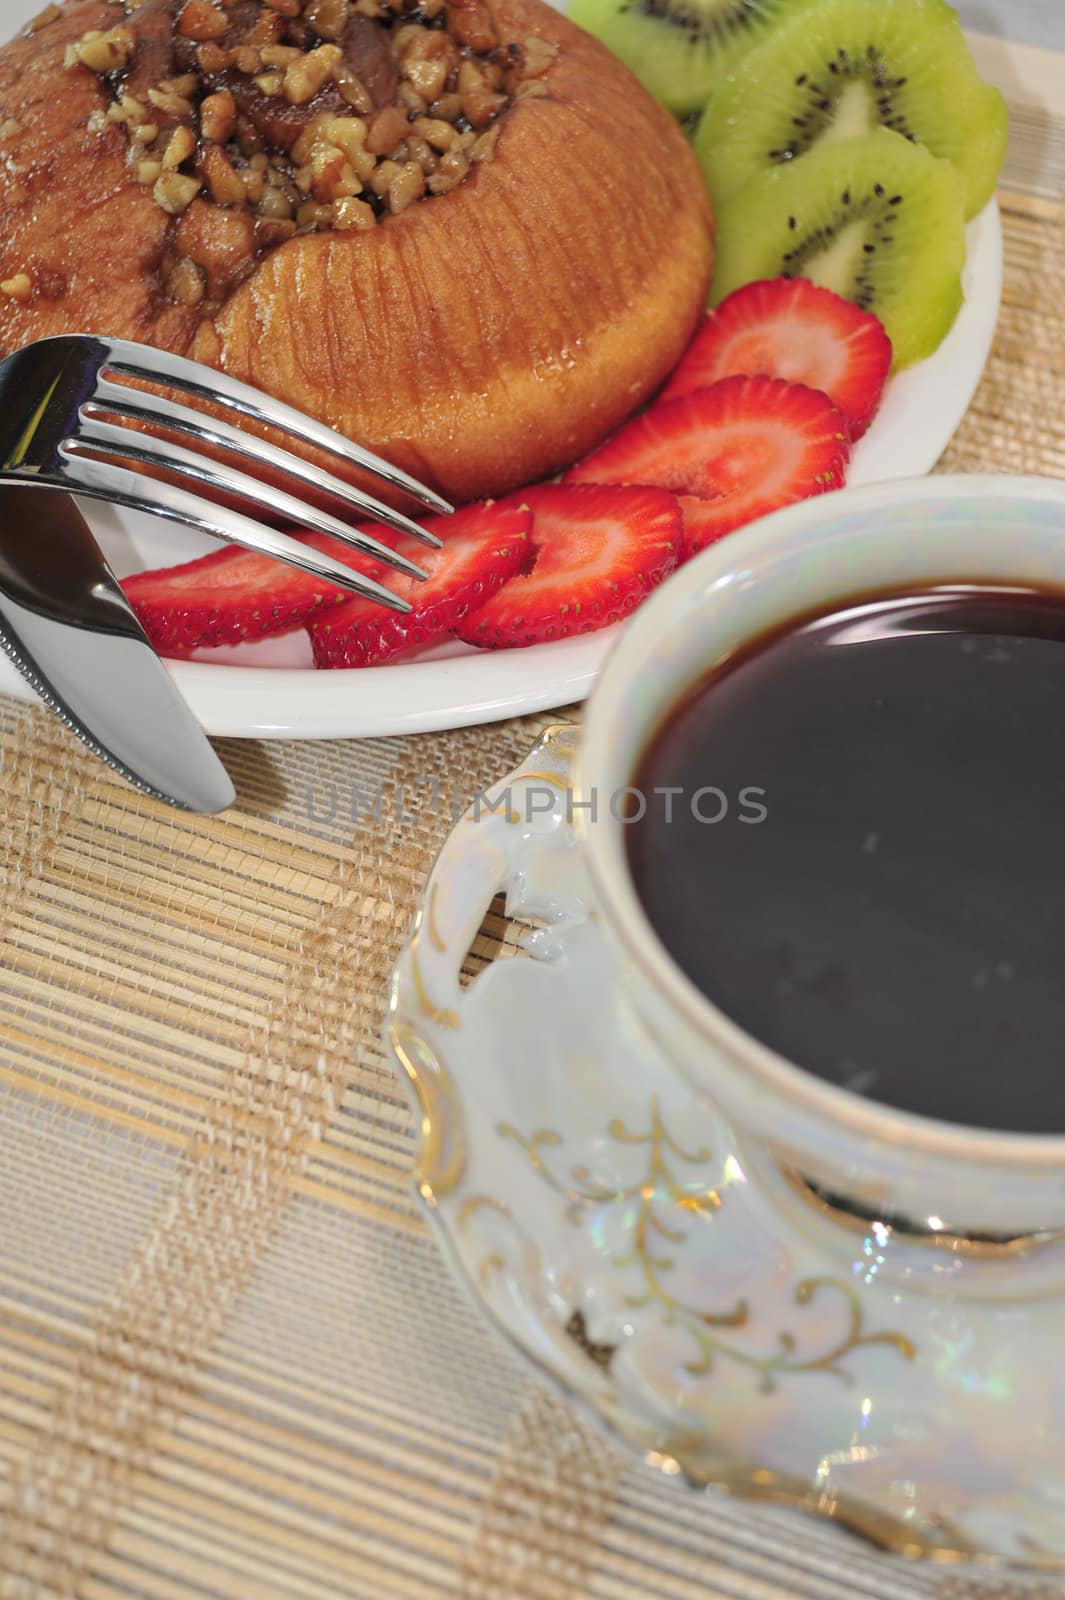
68 416 430 582
62 458 413 614
99 337 454 518
87 381 444 550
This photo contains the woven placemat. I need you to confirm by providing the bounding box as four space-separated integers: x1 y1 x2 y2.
1 165 1064 1600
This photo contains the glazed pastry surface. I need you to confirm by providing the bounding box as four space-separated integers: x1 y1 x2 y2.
0 0 713 499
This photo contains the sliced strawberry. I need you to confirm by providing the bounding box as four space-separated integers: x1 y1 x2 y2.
122 530 377 656
661 279 892 441
310 500 532 667
568 377 850 555
456 484 681 650
675 494 762 561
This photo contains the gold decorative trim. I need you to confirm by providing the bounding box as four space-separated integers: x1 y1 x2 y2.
650 1453 983 1565
518 769 574 791
781 1167 1065 1260
389 1020 466 1199
409 908 460 1031
501 1101 915 1391
452 1158 1030 1567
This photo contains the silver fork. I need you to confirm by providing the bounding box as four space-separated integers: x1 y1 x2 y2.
0 334 452 613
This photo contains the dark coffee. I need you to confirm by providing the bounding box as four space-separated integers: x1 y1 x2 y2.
626 586 1065 1134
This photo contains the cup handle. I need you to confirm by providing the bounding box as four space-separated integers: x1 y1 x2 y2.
386 723 585 1197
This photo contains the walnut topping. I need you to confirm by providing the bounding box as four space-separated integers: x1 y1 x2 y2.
68 0 559 305
153 171 203 213
0 273 32 300
457 58 506 128
163 126 197 168
177 1 228 43
64 25 135 73
200 90 237 143
305 0 352 39
282 43 343 104
334 194 376 228
165 256 207 306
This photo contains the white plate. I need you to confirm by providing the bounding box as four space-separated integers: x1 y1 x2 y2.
0 1 1003 737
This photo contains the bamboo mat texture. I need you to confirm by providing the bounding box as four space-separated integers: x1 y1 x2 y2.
2 77 1065 1600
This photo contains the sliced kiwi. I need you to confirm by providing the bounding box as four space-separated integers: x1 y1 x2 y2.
710 129 967 369
695 0 1007 219
566 0 807 118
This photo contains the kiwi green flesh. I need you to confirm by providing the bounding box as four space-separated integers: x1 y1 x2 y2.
567 0 805 117
711 130 967 370
695 0 1007 218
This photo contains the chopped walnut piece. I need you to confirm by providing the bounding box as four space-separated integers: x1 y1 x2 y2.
446 0 497 53
200 90 237 143
515 78 549 100
258 185 296 218
0 273 32 301
336 72 373 113
366 104 409 155
65 25 135 74
283 44 342 105
309 143 361 200
429 92 463 123
470 123 500 162
107 92 149 127
369 158 400 197
305 0 352 40
398 28 458 103
388 160 425 214
245 10 287 46
200 143 246 203
413 116 455 152
136 158 163 184
239 166 265 202
334 195 376 229
522 36 558 75
405 135 436 173
166 257 207 307
153 172 203 214
397 83 427 116
232 45 263 74
177 0 228 42
254 71 284 95
265 0 303 13
149 85 196 118
197 40 228 74
458 59 506 130
321 115 376 179
260 45 302 67
163 126 197 169
296 199 334 227
427 148 468 192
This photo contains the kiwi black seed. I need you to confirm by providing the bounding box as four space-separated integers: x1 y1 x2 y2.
566 0 806 118
710 128 967 369
695 0 1006 219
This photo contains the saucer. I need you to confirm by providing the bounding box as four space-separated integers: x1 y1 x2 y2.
385 724 1065 1570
